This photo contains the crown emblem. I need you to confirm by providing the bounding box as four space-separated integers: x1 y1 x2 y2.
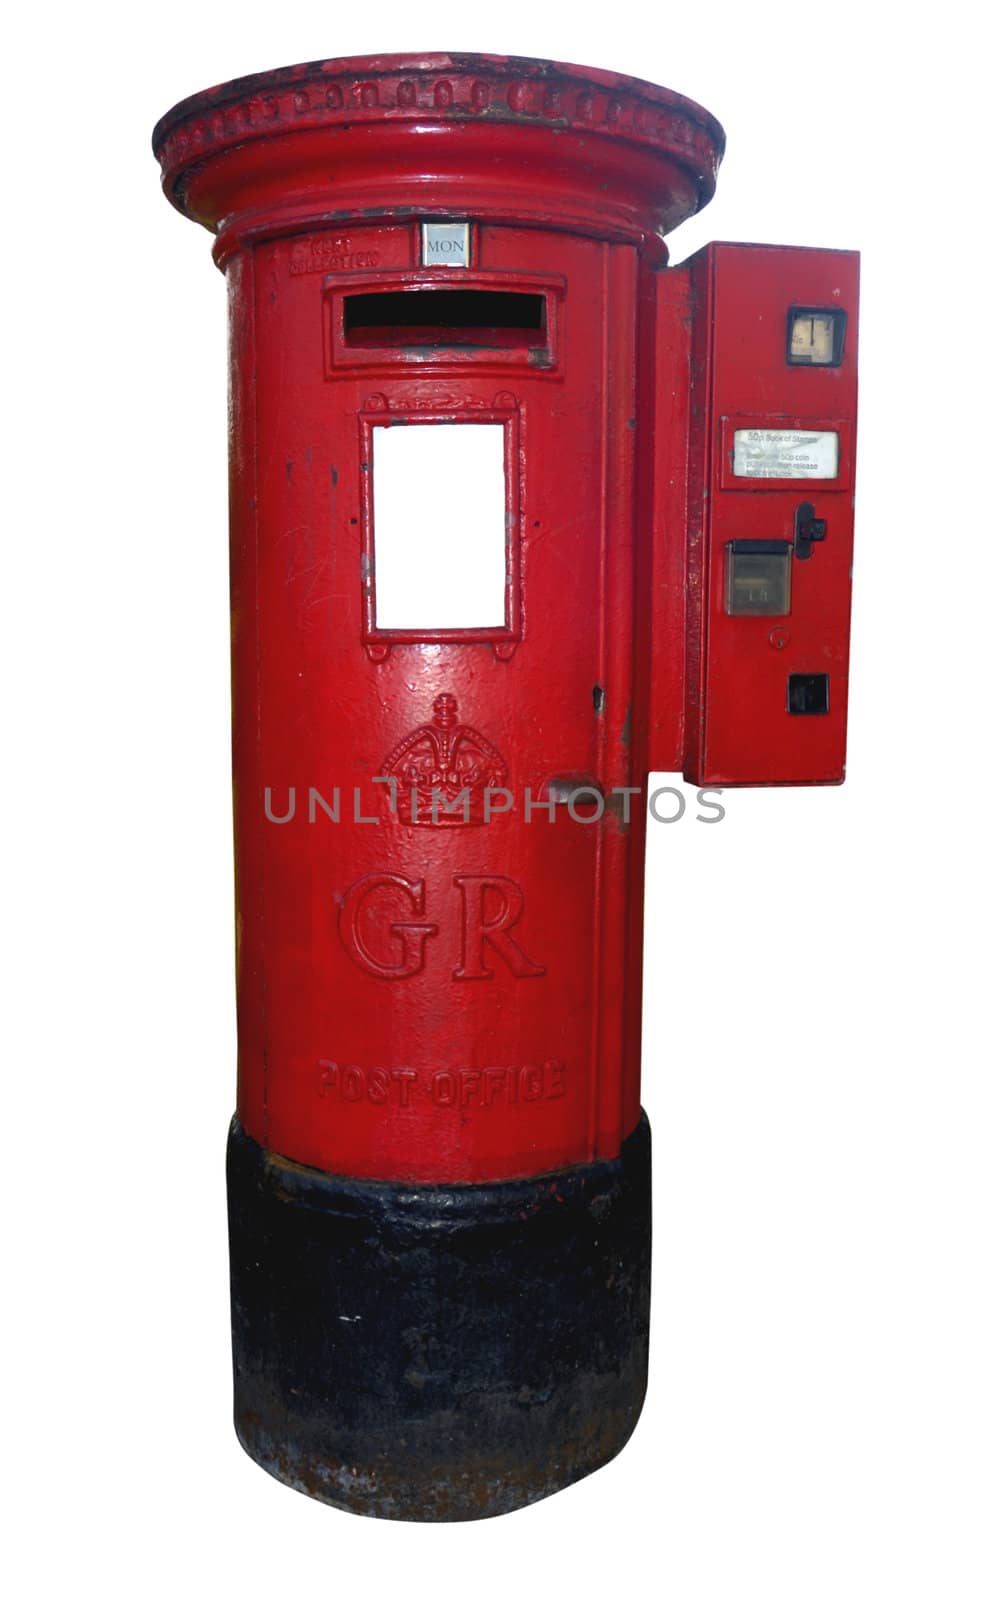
380 695 507 827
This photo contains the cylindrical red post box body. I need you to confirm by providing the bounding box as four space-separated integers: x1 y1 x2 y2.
154 53 724 1519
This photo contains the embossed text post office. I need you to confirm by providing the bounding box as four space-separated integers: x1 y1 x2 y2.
153 52 859 1520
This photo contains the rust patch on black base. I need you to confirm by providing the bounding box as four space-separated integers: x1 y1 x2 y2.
227 1115 651 1521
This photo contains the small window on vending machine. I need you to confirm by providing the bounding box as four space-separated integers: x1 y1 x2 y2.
725 540 792 616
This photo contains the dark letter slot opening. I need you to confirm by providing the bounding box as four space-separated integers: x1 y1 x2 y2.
342 289 548 351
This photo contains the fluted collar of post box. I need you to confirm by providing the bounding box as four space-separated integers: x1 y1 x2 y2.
152 53 726 264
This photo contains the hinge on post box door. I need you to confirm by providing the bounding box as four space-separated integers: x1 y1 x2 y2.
795 500 827 560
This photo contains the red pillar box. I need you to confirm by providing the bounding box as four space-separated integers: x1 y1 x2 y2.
153 52 858 1520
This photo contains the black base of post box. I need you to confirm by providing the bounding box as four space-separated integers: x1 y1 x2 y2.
226 1113 651 1520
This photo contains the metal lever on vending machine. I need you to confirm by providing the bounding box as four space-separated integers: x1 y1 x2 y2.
795 500 828 560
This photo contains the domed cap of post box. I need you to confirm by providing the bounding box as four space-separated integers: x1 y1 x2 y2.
152 53 725 265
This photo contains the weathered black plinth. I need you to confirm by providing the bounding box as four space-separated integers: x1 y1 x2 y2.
227 1113 651 1520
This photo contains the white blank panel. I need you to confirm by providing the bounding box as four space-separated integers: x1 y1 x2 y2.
372 423 506 630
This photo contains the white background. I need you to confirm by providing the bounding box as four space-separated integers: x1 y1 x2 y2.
373 424 507 627
5 4 979 1597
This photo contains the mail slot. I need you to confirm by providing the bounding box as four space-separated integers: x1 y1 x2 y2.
342 287 548 346
153 51 859 1521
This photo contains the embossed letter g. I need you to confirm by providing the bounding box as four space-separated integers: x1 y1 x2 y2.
338 874 437 979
